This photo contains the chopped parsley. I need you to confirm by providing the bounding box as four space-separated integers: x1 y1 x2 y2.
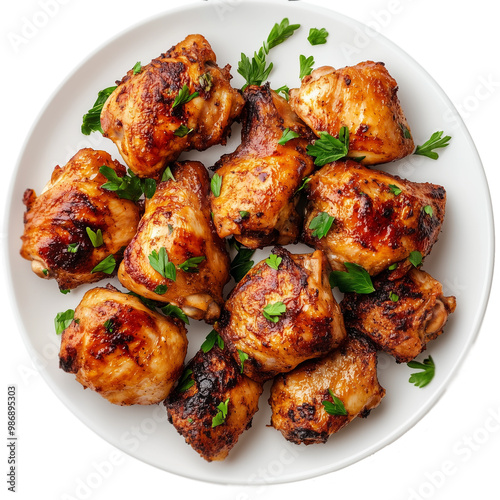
262 302 286 323
86 227 104 247
299 54 315 79
54 309 75 335
309 211 334 239
148 247 176 281
212 397 230 428
414 131 451 160
178 256 206 273
211 173 222 197
407 356 435 388
278 127 300 145
409 250 423 268
161 304 189 325
306 127 350 166
322 389 347 416
100 165 143 202
307 27 329 45
172 84 199 108
266 254 282 270
91 254 116 274
237 350 249 374
230 242 255 282
81 85 117 135
201 330 225 353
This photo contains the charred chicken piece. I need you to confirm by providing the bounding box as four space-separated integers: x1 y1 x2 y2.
269 334 385 445
341 268 456 363
59 285 188 405
302 160 446 278
20 148 142 291
217 247 346 382
165 345 263 462
101 34 244 179
289 61 414 165
118 160 230 324
210 84 315 249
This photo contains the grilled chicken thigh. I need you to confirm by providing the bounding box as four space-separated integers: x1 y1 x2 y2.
210 84 315 249
302 160 446 278
59 285 188 405
101 34 244 179
118 160 230 323
341 268 456 363
269 334 385 445
165 344 263 462
290 61 414 164
20 149 141 291
217 247 346 382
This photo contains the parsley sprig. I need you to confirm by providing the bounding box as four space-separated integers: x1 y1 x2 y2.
230 241 255 282
306 127 350 166
278 128 300 145
238 18 300 89
407 356 435 387
161 303 190 325
81 86 117 135
322 389 347 416
329 262 375 294
266 254 282 270
299 54 315 79
414 131 451 160
148 247 176 281
99 166 143 202
54 309 75 335
91 254 116 274
201 330 225 353
172 84 199 108
308 27 329 45
309 212 334 239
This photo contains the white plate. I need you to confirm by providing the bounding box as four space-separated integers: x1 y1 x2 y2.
6 0 494 485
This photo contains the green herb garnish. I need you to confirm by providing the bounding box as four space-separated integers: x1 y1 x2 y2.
423 205 434 217
100 165 143 202
67 243 79 254
407 356 435 388
132 62 142 75
299 54 314 79
414 131 451 160
161 303 189 325
306 127 350 166
329 262 375 294
81 86 117 135
91 254 116 274
174 124 194 137
54 309 75 335
201 330 225 353
172 84 199 108
309 212 334 239
409 250 423 268
177 368 194 392
212 398 230 428
86 227 104 247
278 128 300 145
322 389 347 416
307 27 329 45
389 184 402 196
230 243 255 282
262 302 286 323
211 173 222 197
237 350 249 374
178 256 206 273
148 247 176 281
266 254 282 270
162 166 176 182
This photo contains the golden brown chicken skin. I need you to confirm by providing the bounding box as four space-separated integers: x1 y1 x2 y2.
302 160 446 278
210 84 315 249
20 149 142 291
217 247 346 382
269 334 385 445
165 344 263 462
59 285 188 405
118 160 230 323
341 268 456 363
101 34 244 179
289 61 414 165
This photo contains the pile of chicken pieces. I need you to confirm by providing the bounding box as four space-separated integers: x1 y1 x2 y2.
20 34 456 462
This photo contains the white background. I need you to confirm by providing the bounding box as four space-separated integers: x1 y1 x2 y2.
1 0 498 499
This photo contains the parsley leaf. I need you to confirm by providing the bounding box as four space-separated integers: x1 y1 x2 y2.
306 127 350 166
142 178 156 199
54 309 75 335
178 256 205 273
414 131 451 160
389 184 402 196
177 368 194 392
329 262 375 294
423 205 434 217
91 254 116 274
161 166 176 182
278 128 300 145
67 243 79 254
266 254 282 270
172 84 199 108
154 284 168 295
81 85 117 135
322 389 347 416
161 303 189 325
86 227 104 247
407 356 435 388
132 61 142 75
299 54 315 79
198 72 213 92
309 212 334 239
262 302 286 322
211 173 222 197
212 398 230 428
239 210 250 219
201 330 224 353
238 18 300 89
174 124 193 137
100 165 143 202
264 18 301 52
409 250 423 268
308 27 329 45
275 84 290 100
389 292 399 302
237 350 249 374
230 243 255 282
148 248 176 281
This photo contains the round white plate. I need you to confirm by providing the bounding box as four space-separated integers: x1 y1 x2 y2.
6 0 494 485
